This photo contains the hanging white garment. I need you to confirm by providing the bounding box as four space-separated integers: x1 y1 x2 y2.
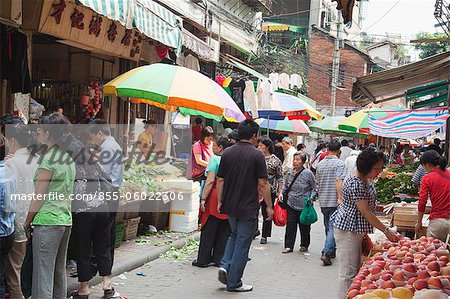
278 73 290 89
257 79 271 110
268 72 279 92
244 81 258 118
290 74 303 89
184 54 200 72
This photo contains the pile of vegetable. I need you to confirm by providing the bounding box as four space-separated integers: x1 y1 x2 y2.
387 162 420 174
375 173 419 203
121 163 168 194
160 237 199 260
349 236 450 299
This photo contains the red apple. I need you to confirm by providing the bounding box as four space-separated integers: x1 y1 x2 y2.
348 289 359 299
365 284 377 291
381 273 393 281
406 284 416 294
360 268 370 276
427 261 441 272
403 257 414 264
370 266 383 275
408 277 418 285
403 264 418 277
413 279 429 290
442 266 450 276
428 277 444 289
381 280 396 289
417 270 431 280
439 256 449 264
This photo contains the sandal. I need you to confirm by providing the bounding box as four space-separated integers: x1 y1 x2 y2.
103 288 120 299
68 290 90 299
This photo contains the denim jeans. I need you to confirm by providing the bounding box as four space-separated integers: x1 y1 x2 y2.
321 207 336 255
220 216 257 290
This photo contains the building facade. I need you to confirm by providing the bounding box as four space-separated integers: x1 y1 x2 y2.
308 26 373 117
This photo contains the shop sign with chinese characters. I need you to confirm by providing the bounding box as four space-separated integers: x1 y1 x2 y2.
39 0 142 61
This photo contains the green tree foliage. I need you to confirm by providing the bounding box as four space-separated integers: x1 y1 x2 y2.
414 32 450 59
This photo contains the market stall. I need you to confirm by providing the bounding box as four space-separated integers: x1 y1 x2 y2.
348 235 450 298
351 50 450 162
103 63 245 241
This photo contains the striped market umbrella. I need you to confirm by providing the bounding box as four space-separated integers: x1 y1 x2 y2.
255 118 311 136
251 92 323 121
309 116 368 137
338 107 405 134
104 64 245 122
369 107 449 139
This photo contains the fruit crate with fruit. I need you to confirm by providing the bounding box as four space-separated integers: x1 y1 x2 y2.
348 236 450 299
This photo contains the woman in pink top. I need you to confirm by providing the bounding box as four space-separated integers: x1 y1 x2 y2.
415 150 450 242
188 126 214 182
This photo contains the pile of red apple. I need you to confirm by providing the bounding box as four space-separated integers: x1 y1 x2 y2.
348 236 450 298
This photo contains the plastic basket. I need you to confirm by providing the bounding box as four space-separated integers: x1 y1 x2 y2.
115 223 125 248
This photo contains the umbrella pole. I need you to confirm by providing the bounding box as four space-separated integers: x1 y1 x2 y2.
267 116 270 137
164 110 172 158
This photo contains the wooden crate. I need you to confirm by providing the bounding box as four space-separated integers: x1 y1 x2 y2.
393 206 417 228
122 217 141 241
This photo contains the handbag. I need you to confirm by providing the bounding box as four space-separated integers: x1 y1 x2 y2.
186 142 207 180
279 168 304 210
299 198 318 225
273 200 287 227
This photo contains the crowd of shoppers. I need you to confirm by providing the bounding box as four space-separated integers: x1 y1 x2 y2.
0 114 124 299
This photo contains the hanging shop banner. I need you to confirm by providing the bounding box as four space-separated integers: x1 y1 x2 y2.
39 0 142 61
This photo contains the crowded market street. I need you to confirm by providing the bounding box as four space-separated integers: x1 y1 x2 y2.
87 208 338 299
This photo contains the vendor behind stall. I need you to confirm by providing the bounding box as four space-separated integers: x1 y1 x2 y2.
415 150 450 242
137 119 157 158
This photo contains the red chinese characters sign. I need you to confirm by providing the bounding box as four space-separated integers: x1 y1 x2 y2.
40 0 142 61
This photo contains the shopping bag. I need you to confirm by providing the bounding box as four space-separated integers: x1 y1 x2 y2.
273 200 287 227
299 198 318 225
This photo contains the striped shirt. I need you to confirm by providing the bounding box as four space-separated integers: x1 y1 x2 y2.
316 155 346 208
331 175 376 234
283 168 316 211
412 164 427 186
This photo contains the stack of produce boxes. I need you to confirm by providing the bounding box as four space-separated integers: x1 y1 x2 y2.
165 180 200 233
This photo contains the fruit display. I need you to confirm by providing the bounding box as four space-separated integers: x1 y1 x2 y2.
348 236 450 299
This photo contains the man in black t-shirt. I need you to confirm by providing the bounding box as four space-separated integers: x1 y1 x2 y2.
216 120 273 292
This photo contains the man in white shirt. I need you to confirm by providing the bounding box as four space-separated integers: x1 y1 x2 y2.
339 139 352 162
345 150 361 176
281 137 297 177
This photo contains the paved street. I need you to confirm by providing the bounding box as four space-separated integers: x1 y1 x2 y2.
86 206 339 298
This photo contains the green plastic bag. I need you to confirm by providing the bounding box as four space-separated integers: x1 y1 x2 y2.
300 198 318 225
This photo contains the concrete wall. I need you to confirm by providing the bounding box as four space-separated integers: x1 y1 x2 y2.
367 45 392 65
